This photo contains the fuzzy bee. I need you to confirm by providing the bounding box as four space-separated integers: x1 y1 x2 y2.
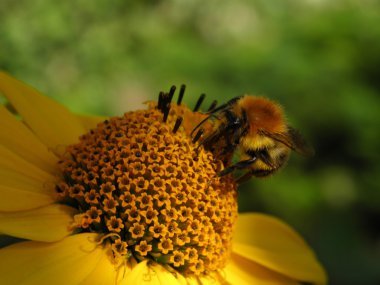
192 95 314 183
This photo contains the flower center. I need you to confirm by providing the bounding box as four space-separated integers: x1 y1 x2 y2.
56 104 238 276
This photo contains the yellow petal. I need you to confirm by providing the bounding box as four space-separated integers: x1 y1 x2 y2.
0 185 53 212
0 169 54 211
0 143 56 211
0 106 59 175
0 204 75 242
0 72 86 154
180 278 207 285
233 213 327 285
0 143 56 183
0 233 104 285
77 113 108 131
224 252 299 285
79 250 128 285
193 274 226 285
121 260 182 285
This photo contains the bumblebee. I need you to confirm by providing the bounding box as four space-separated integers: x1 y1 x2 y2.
192 95 314 183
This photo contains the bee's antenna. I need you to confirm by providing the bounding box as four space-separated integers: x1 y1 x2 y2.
204 96 242 115
190 113 218 137
207 100 218 112
192 128 204 144
177 84 186 105
172 117 183 134
193 93 206 112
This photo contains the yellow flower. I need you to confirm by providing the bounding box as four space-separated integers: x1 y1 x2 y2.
0 72 327 285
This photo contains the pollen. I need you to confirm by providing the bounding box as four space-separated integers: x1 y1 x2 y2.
56 99 238 277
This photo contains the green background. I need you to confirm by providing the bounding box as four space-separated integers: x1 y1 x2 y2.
1 0 379 284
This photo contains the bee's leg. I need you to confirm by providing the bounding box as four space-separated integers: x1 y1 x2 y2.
250 169 275 178
235 168 274 183
194 126 227 159
192 128 204 143
217 157 257 177
217 110 248 156
211 116 244 155
218 126 247 157
200 110 246 152
235 171 254 184
200 123 227 150
198 131 219 150
214 135 238 159
217 140 236 157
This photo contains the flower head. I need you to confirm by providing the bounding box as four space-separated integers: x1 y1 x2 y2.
56 99 238 275
0 73 327 284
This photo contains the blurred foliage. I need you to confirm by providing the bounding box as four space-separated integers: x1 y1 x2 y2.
1 0 379 284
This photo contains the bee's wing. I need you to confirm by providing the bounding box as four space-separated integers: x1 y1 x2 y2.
287 127 315 156
262 127 315 157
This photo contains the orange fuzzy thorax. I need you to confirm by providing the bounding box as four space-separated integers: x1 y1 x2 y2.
237 96 287 134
